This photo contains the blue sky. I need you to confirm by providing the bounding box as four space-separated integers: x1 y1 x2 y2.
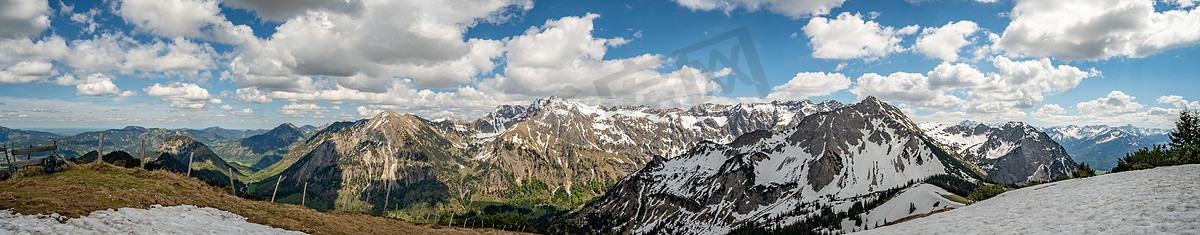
0 0 1197 129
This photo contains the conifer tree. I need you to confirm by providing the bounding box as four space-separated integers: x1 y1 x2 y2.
1169 110 1200 149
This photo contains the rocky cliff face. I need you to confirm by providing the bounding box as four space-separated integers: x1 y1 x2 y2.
1040 125 1169 170
921 122 1077 184
250 111 471 213
562 97 963 234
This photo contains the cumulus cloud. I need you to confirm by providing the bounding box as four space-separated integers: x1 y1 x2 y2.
0 60 55 84
278 103 327 117
145 82 214 109
220 0 366 21
964 56 1098 114
1158 95 1200 110
1078 91 1145 115
765 72 850 100
926 62 986 89
230 0 528 92
803 12 918 60
998 0 1200 60
234 87 272 103
123 38 218 72
851 56 1097 115
0 0 51 38
115 0 255 45
914 21 980 61
356 106 382 117
75 73 133 96
1030 104 1067 118
851 71 965 110
483 13 731 106
669 0 846 18
231 108 254 116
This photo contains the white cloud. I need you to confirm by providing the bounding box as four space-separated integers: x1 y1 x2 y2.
53 73 77 86
803 12 919 60
964 56 1098 114
850 71 965 110
278 103 327 117
75 73 130 96
914 21 980 62
1030 104 1067 118
0 0 51 38
145 82 214 109
484 13 731 106
230 0 528 92
219 104 233 110
0 60 56 84
1158 95 1200 110
850 56 1097 116
0 34 220 77
220 0 365 21
69 8 102 34
1078 91 1145 114
234 87 272 103
115 0 255 44
231 108 254 116
123 38 217 72
765 72 850 100
669 0 846 18
356 106 382 117
998 0 1200 60
927 62 985 89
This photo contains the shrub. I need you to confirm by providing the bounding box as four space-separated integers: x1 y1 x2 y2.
966 184 1005 201
1071 163 1096 178
1112 110 1200 173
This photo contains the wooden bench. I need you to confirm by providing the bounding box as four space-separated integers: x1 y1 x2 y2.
4 143 65 173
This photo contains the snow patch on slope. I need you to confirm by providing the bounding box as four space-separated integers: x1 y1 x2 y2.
0 205 301 234
858 164 1200 234
845 183 964 232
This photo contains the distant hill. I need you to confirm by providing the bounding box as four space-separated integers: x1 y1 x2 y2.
184 127 269 142
154 136 244 187
0 125 62 143
212 123 307 167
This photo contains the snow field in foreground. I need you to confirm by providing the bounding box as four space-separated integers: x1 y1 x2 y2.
0 204 303 234
857 164 1200 234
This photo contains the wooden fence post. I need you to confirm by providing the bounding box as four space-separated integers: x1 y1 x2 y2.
98 133 104 164
186 152 194 177
296 181 302 206
271 175 284 202
140 139 145 169
229 167 235 191
383 179 391 212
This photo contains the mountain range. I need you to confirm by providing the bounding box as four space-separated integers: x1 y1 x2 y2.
3 96 1173 234
1040 125 1170 171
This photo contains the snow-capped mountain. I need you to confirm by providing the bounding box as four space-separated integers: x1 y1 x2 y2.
921 122 1077 184
1040 125 1170 171
252 96 849 217
459 95 847 157
562 97 975 234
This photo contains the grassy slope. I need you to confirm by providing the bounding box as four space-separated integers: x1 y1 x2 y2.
0 164 518 235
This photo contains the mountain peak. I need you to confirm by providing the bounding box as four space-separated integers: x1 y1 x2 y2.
276 123 299 130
